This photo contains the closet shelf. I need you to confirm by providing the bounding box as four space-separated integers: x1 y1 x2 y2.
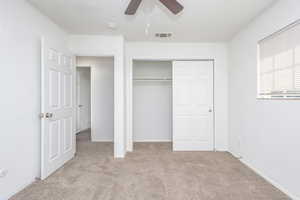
133 78 172 82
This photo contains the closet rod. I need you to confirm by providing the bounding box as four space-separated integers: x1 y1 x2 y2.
133 78 172 81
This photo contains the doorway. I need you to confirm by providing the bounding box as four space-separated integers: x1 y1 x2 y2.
76 67 91 134
41 38 122 180
76 56 114 144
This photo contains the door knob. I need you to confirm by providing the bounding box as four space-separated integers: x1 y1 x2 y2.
78 105 84 108
209 109 213 113
45 113 53 118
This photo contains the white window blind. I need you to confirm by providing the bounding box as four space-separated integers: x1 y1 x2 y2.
258 19 300 99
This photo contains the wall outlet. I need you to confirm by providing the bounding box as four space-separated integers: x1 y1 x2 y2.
0 169 8 178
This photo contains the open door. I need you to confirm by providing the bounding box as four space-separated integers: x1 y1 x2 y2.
41 37 76 180
173 61 214 151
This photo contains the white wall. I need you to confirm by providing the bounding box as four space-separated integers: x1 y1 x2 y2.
229 0 300 199
69 35 126 157
76 67 91 131
77 57 114 141
0 1 68 199
133 61 172 142
126 42 229 151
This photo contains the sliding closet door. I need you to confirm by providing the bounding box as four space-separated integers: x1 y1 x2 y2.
173 61 214 151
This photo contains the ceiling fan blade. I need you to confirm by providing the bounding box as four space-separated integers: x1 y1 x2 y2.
159 0 183 15
125 0 143 15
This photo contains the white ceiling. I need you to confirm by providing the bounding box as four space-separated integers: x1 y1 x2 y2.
28 0 277 42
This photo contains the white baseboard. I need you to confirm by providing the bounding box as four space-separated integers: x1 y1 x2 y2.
214 148 229 152
228 149 242 158
229 151 299 200
76 128 91 134
6 177 35 200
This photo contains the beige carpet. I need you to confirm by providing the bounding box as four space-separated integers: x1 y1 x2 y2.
11 130 290 200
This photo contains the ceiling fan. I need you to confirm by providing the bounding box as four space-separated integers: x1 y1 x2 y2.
125 0 184 15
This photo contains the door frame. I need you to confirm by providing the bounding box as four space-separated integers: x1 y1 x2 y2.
72 54 122 158
75 55 115 145
76 66 93 136
126 57 215 152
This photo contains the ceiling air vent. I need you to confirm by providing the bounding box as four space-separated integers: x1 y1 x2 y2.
155 33 172 38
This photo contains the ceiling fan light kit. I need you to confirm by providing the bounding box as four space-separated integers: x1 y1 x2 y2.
125 0 184 15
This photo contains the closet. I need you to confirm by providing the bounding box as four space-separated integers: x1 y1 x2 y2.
132 60 215 151
133 60 173 142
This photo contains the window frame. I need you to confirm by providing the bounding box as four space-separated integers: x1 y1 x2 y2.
257 19 300 100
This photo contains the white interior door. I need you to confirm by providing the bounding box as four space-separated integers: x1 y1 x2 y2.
41 37 76 180
173 61 214 151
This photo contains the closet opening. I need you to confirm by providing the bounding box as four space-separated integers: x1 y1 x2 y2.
133 60 173 150
130 59 215 152
76 56 114 153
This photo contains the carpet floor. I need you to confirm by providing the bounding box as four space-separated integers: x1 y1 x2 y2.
11 130 290 200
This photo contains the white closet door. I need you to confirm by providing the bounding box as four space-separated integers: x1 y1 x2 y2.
173 61 214 151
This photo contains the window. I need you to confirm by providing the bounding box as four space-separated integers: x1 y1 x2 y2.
258 19 300 99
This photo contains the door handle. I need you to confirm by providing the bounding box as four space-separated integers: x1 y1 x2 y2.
208 109 213 113
45 113 53 118
78 105 84 108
